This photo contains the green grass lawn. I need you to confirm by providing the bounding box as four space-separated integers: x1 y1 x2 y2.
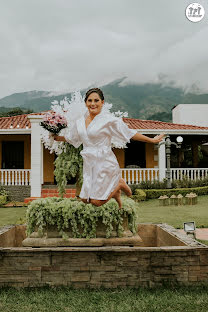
135 194 208 229
0 286 208 312
0 206 27 227
0 195 208 229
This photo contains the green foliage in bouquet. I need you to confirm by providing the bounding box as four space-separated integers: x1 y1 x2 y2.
26 197 137 239
40 121 66 134
54 143 83 196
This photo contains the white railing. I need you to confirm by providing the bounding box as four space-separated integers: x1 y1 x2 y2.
121 168 208 184
0 169 31 185
121 168 159 184
1 168 207 186
171 168 208 181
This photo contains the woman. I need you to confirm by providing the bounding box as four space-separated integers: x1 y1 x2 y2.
54 88 164 208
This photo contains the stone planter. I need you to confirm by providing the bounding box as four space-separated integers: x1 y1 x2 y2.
23 216 142 247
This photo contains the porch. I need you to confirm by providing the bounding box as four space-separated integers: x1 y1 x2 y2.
1 113 208 201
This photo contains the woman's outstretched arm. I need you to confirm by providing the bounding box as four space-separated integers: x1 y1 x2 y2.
131 133 165 144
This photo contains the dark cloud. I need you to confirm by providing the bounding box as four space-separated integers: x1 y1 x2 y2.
0 0 208 98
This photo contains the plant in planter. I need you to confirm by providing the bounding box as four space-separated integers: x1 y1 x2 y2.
26 197 137 239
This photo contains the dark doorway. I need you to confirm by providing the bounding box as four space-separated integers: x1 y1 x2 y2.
2 141 24 169
125 141 146 168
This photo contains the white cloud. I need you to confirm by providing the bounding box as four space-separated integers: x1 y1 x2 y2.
0 0 208 98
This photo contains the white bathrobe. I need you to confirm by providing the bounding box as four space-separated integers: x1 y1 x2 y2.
65 111 137 201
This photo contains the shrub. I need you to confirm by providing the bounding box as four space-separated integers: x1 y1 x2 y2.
129 179 168 192
139 179 168 189
0 188 8 205
0 195 7 205
131 189 146 202
129 176 208 193
26 197 137 239
172 176 208 188
129 184 140 194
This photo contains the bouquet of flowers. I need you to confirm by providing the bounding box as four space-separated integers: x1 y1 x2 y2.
40 112 67 134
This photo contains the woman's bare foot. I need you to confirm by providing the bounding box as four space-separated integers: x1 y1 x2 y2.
113 189 122 208
81 198 88 204
119 178 132 196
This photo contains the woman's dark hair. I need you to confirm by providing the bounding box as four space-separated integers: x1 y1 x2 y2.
84 88 104 102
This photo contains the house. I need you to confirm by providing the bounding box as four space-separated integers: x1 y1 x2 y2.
0 110 208 201
172 104 208 127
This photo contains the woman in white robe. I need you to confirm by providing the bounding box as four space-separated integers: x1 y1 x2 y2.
54 88 164 208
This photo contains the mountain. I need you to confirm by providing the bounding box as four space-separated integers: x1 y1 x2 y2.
0 78 208 121
0 91 51 108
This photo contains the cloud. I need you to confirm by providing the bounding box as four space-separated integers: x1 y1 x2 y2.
0 0 208 98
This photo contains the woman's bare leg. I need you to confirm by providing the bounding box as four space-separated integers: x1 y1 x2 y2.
118 178 132 196
112 189 122 208
90 178 131 208
90 180 121 207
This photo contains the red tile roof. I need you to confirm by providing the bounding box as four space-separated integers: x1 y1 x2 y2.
0 114 30 129
0 112 46 129
0 112 208 131
123 117 208 130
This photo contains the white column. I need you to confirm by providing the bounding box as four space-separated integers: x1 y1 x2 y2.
28 115 43 197
158 140 166 181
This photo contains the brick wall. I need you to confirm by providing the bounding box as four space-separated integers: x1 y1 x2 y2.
3 186 30 201
0 246 208 288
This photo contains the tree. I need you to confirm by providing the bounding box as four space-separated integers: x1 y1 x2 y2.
0 107 33 117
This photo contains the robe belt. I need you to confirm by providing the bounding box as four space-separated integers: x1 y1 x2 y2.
80 146 111 201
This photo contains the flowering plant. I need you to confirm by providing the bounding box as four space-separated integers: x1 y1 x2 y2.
40 112 67 134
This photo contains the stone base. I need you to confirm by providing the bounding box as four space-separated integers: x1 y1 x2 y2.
22 235 143 247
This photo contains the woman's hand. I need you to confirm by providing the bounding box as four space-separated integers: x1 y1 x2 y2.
152 133 165 144
49 132 54 139
51 134 66 142
49 133 59 140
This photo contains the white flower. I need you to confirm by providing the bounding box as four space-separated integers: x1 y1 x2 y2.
113 110 128 118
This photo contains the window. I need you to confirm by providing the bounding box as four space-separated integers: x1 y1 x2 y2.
2 141 24 169
125 141 146 168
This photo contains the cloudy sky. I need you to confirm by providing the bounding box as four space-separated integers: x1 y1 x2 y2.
0 0 208 98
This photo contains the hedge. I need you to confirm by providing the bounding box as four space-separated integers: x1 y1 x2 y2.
131 189 146 202
140 186 208 199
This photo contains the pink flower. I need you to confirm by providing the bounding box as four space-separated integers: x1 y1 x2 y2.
41 111 67 134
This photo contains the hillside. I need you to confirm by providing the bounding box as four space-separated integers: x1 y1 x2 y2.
0 78 208 121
